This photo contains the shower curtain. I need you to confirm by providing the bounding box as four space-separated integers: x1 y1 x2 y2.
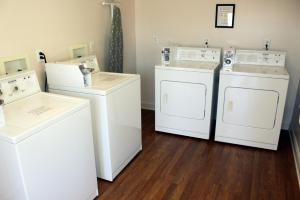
107 6 123 73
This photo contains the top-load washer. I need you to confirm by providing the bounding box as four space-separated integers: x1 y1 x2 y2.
215 49 289 150
45 55 142 181
0 70 98 200
155 47 221 139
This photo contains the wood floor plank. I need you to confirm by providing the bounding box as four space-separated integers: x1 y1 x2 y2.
96 110 300 200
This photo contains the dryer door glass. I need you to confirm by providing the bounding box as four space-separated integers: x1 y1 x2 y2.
223 87 279 129
160 81 206 120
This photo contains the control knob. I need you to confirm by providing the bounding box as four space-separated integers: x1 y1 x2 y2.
225 59 232 65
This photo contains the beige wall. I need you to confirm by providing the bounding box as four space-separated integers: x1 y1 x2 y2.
135 0 300 129
121 0 136 73
0 0 135 88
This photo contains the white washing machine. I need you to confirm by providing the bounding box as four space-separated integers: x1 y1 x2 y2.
155 47 221 139
0 70 98 200
45 56 142 181
215 49 289 150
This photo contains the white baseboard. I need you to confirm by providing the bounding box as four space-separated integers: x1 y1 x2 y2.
290 130 300 189
141 101 155 110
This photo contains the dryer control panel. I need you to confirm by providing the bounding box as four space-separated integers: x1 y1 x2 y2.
175 47 221 63
223 48 236 67
0 71 40 104
235 50 286 67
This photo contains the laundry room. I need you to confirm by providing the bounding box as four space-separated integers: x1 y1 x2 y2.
0 0 300 199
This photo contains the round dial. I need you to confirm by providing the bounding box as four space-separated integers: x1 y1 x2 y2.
14 86 19 92
225 59 232 65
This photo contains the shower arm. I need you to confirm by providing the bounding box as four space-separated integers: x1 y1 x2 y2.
102 1 120 20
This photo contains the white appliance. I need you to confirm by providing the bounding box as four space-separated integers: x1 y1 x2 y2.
155 47 221 139
45 55 142 181
0 70 98 200
215 49 289 150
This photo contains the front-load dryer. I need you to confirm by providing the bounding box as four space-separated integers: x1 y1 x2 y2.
45 56 142 181
215 49 289 150
155 47 221 139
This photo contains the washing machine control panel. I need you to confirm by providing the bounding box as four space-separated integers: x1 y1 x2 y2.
235 50 286 67
0 71 40 104
64 55 100 73
176 47 221 62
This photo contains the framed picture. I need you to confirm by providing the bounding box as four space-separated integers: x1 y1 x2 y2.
215 4 235 28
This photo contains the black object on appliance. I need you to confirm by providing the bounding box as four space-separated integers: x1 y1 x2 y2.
39 52 48 92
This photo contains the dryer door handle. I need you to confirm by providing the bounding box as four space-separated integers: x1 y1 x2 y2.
227 101 233 112
163 93 168 105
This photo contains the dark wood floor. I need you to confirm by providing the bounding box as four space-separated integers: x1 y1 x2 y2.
96 110 300 200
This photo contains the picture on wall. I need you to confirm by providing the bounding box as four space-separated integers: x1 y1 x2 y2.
215 4 235 28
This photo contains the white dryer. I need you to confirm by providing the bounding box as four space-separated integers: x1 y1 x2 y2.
215 49 289 150
45 56 142 181
0 71 98 200
155 47 221 139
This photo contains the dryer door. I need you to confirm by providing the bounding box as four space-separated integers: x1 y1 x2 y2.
160 81 206 120
223 87 279 129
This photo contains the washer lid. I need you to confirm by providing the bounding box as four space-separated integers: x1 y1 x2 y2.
0 92 88 144
49 72 140 96
91 72 133 90
88 72 139 95
156 61 219 73
221 64 289 79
